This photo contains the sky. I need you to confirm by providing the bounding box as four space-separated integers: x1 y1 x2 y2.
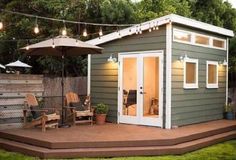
226 0 236 8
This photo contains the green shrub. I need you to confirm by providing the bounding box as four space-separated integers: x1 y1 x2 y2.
224 104 234 112
95 103 109 114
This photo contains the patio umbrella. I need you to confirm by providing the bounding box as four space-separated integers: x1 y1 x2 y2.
21 36 103 127
5 60 32 68
0 63 5 69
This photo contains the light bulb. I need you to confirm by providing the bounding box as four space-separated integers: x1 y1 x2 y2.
0 21 3 30
62 27 67 36
139 28 142 34
148 23 152 32
26 46 29 50
34 24 39 34
76 39 79 45
83 28 87 37
135 27 138 34
99 27 103 36
52 39 55 48
118 31 121 38
155 22 159 30
152 22 156 30
128 28 132 35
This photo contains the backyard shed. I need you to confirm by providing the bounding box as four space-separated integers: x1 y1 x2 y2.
87 14 234 129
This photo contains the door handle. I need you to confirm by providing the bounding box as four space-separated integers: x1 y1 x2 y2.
140 91 147 94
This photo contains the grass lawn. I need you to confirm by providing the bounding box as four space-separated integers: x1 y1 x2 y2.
0 140 236 160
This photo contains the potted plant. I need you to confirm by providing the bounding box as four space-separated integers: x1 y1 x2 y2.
95 103 109 125
224 104 235 120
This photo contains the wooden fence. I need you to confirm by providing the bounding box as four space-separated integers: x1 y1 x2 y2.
0 74 87 129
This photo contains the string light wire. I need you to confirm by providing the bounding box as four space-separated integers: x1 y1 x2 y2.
0 9 136 27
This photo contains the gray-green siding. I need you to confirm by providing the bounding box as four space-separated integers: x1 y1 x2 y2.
91 26 167 122
171 25 227 127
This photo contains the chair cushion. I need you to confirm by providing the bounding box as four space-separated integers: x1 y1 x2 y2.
30 106 41 119
70 102 85 111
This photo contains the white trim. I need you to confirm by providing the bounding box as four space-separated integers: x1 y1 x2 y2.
165 23 172 129
213 37 227 50
119 50 164 55
206 61 219 89
226 38 229 104
118 50 164 127
87 54 91 95
195 34 210 46
183 58 199 89
117 55 121 124
170 14 234 37
173 29 191 43
173 28 227 50
86 14 234 46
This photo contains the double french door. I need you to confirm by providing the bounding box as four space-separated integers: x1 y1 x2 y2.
118 50 163 127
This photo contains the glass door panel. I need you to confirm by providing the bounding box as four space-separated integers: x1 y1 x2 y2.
122 58 137 117
143 57 159 118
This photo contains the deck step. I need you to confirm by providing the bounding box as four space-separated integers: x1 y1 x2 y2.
1 124 236 149
1 130 236 159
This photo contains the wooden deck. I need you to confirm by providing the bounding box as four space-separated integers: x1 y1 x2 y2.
0 120 236 158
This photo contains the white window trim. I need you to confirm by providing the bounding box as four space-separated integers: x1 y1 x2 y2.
195 33 210 46
206 61 219 88
173 29 191 43
212 37 227 50
184 58 199 89
173 28 226 50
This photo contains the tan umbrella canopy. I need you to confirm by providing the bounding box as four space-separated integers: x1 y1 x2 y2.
21 36 103 127
0 64 5 69
5 60 32 68
22 36 102 56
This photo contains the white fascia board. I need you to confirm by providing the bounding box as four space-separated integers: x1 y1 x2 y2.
169 14 234 37
86 14 234 46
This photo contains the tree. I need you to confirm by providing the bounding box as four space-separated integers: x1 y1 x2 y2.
134 0 192 22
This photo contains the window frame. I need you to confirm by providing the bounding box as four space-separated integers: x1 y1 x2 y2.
173 28 226 50
212 37 226 50
206 61 219 89
173 29 191 43
183 58 199 89
195 34 210 46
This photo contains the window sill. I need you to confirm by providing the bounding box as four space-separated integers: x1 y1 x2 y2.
183 84 198 89
206 84 219 89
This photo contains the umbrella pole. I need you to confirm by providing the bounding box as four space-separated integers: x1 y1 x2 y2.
59 49 70 128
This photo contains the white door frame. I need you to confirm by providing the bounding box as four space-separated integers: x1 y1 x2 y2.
117 50 164 127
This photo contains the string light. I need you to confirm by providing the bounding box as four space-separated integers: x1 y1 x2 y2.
76 38 79 45
152 21 156 31
0 21 3 30
52 38 55 48
34 17 39 34
139 24 142 34
61 20 67 36
83 25 87 37
148 23 152 32
135 26 138 34
155 21 159 30
116 28 121 38
128 28 132 35
0 9 136 27
99 27 103 36
26 40 29 50
118 31 121 38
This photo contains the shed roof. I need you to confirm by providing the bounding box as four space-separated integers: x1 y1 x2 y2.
87 14 234 46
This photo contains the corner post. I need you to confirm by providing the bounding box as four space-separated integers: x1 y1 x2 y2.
165 21 172 129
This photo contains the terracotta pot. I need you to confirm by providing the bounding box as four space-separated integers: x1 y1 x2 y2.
96 114 107 125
